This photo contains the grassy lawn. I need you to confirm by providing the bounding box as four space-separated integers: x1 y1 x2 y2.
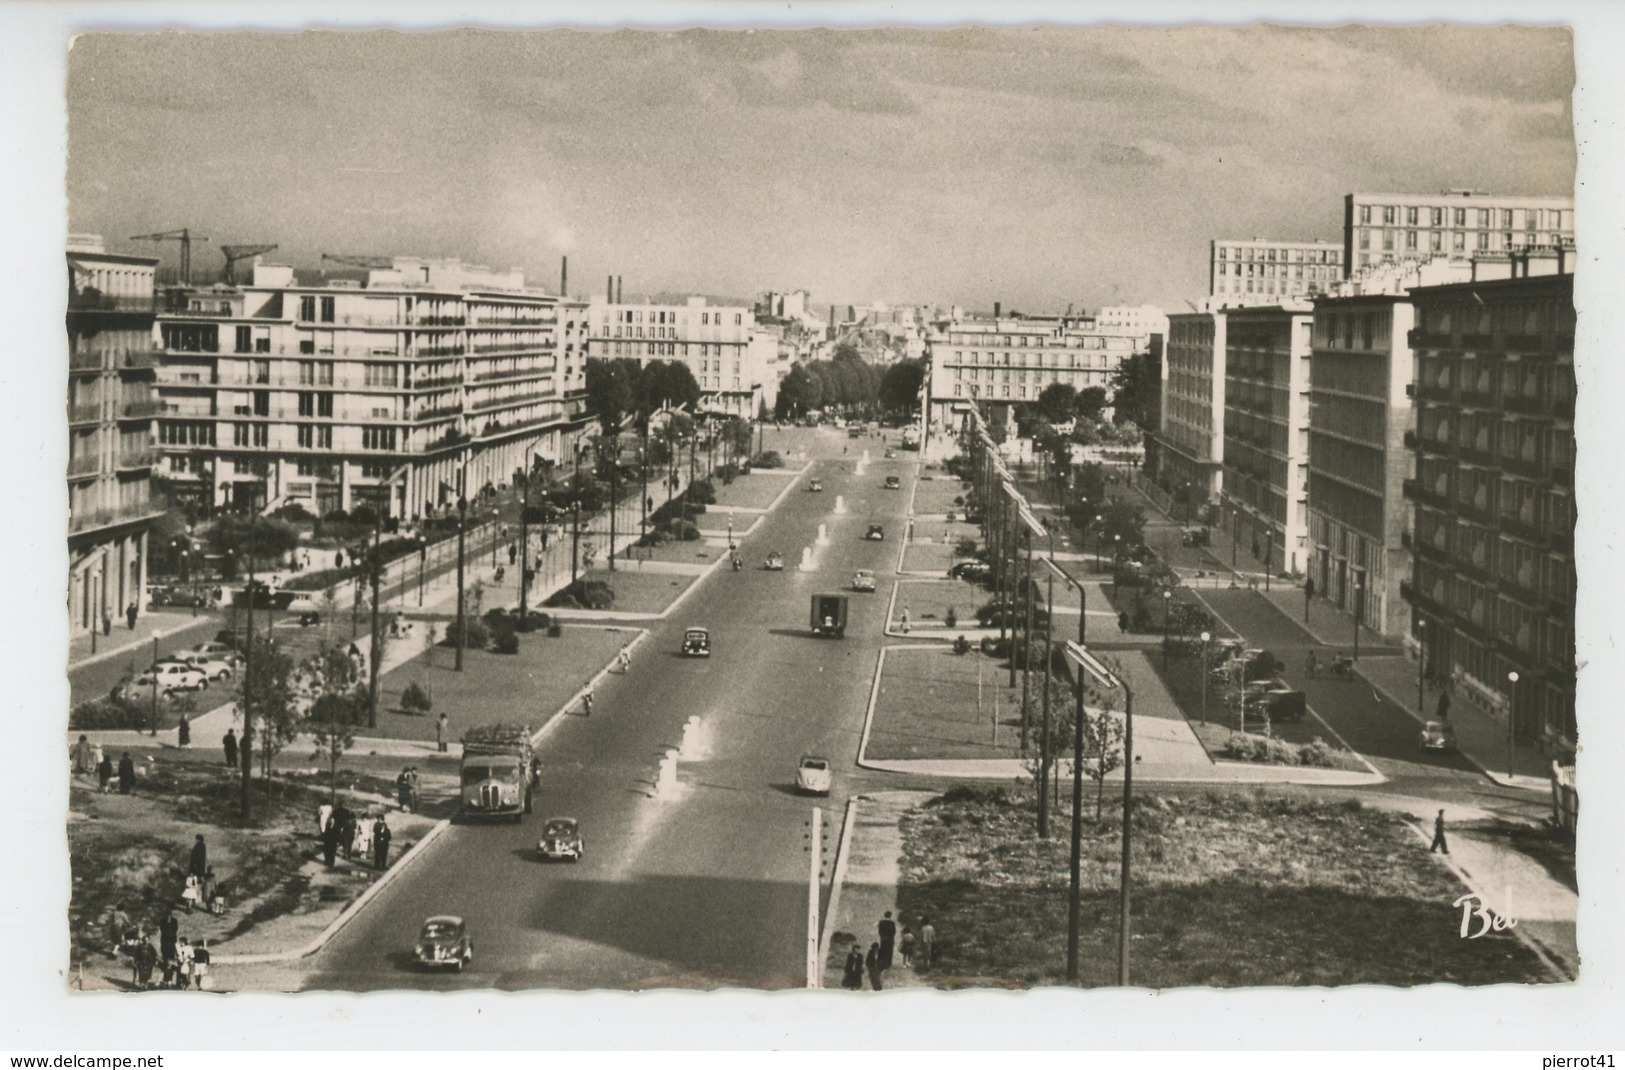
622 534 724 568
896 786 1551 988
568 565 700 615
373 627 631 742
911 473 973 515
893 577 998 631
900 539 955 576
867 647 1030 760
707 474 790 511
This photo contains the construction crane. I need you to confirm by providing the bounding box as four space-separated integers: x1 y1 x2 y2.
220 243 278 286
131 228 209 286
321 253 394 271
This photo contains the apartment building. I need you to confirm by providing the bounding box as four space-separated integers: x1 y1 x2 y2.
1155 312 1227 516
924 314 1160 438
1208 238 1344 309
1402 268 1576 754
151 258 589 521
67 236 165 635
1343 191 1573 275
585 296 778 420
1218 307 1314 575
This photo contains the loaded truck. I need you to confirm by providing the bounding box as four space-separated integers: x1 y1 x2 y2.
459 723 539 823
810 594 849 638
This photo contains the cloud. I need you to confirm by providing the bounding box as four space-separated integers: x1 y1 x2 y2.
1094 142 1162 169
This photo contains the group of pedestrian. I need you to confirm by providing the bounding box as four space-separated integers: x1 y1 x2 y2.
91 750 138 795
395 766 421 812
317 801 395 869
106 906 211 990
841 912 937 991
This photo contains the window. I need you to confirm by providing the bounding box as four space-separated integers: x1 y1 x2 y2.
1407 207 1419 225
235 326 252 353
320 296 335 323
1431 208 1444 226
298 392 315 417
362 427 397 451
298 425 314 449
1359 205 1371 224
233 422 251 446
1453 231 1466 252
1381 230 1394 251
1430 231 1443 252
1405 231 1418 251
318 395 333 418
1383 206 1396 224
364 365 398 387
1502 209 1515 228
1455 208 1467 226
1358 229 1370 250
299 296 316 321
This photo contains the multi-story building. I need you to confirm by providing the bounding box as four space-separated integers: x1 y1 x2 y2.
1208 238 1344 309
923 314 1161 442
151 257 589 521
1402 266 1576 754
67 235 165 635
1218 307 1314 574
1155 312 1227 517
585 296 777 420
1343 190 1573 276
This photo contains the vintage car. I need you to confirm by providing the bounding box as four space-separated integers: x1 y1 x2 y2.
179 654 236 681
537 817 584 862
1420 720 1458 753
884 449 897 459
865 524 885 541
851 569 877 592
135 661 209 694
796 756 833 796
681 627 711 658
415 915 473 971
949 560 991 583
764 551 786 571
884 475 901 490
808 478 824 493
174 641 243 667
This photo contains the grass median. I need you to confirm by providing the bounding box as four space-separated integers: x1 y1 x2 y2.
896 785 1550 988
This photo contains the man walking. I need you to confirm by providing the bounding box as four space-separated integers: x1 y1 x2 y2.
865 942 884 991
919 915 937 967
436 713 450 753
1430 809 1450 854
117 752 136 794
321 819 341 868
126 602 139 631
222 728 238 770
188 834 208 881
373 816 393 869
878 911 897 969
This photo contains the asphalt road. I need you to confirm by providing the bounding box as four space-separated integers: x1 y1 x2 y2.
299 429 918 990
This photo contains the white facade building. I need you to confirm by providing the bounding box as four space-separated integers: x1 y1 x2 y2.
586 296 777 420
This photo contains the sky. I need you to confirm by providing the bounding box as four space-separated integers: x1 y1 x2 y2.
65 26 1574 313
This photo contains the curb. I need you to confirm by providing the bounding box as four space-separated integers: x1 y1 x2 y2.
69 617 218 673
213 816 454 966
816 794 862 987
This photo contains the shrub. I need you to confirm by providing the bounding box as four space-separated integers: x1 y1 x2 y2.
955 537 979 557
70 698 142 731
399 681 433 714
638 528 669 548
492 631 520 655
686 480 717 506
545 578 616 610
664 519 701 541
1221 732 1336 767
323 509 350 525
275 502 313 522
439 617 489 651
350 504 378 526
979 636 1012 659
945 606 958 628
283 566 353 592
751 450 784 469
547 622 564 638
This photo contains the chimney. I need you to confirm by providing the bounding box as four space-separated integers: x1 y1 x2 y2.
616 276 623 304
994 301 1001 319
607 274 614 303
560 256 568 298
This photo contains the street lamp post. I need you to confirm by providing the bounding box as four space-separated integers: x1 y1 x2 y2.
1263 529 1273 593
454 478 468 673
1161 588 1173 671
1230 507 1239 570
1199 630 1211 725
490 508 500 568
1112 534 1122 597
416 534 426 607
1352 570 1364 663
1506 670 1519 780
1415 619 1427 717
608 434 619 572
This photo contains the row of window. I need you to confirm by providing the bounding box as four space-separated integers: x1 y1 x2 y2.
1215 245 1342 264
1412 560 1571 669
610 309 746 327
1215 262 1339 280
1356 204 1569 231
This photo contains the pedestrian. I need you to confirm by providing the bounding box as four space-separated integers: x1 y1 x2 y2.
103 613 113 637
1118 611 1131 634
192 939 211 989
900 926 915 968
618 645 631 674
406 767 421 811
318 801 333 838
373 816 392 869
188 834 208 881
865 942 883 990
900 607 910 635
508 543 517 566
134 935 157 990
436 713 449 753
159 913 179 968
71 734 96 776
177 713 191 749
222 728 238 770
321 820 340 868
175 939 195 990
199 867 217 915
353 811 373 859
582 684 594 717
97 753 114 793
1435 688 1452 722
841 945 865 990
117 751 136 794
1431 809 1450 854
396 767 413 811
333 804 355 860
103 903 131 959
878 910 897 969
126 602 139 630
919 916 936 966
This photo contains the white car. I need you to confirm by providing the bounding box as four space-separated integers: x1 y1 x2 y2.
175 641 243 667
796 756 832 796
851 569 877 592
181 654 236 681
136 662 209 693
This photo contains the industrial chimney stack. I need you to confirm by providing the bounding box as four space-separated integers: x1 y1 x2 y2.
560 256 568 298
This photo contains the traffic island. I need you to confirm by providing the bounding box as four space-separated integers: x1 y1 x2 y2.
865 646 1028 761
891 785 1556 988
706 472 790 511
552 566 702 616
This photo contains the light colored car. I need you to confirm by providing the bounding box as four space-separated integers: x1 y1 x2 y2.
176 641 243 667
852 569 877 592
865 524 885 541
1420 721 1458 753
181 654 236 681
136 661 209 693
796 756 832 796
765 551 785 571
415 916 472 971
808 478 824 493
537 817 584 862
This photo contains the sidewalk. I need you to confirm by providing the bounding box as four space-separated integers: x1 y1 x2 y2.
69 611 219 672
820 792 937 991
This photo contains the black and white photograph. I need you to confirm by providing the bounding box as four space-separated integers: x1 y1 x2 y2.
7 0 1623 1054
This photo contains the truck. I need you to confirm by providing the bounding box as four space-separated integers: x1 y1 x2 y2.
458 723 539 823
810 594 849 638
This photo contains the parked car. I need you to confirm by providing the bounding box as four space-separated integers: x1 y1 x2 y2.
415 916 472 971
1419 720 1458 753
180 654 236 681
765 551 785 571
975 602 1050 629
949 560 991 583
135 662 209 693
852 569 877 592
883 475 901 490
865 524 885 541
1181 527 1212 548
537 817 584 862
808 478 824 493
682 627 711 657
175 641 243 666
796 756 832 796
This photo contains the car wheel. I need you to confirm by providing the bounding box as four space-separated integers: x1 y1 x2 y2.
197 679 209 691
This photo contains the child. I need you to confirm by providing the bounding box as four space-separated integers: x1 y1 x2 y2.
900 926 916 968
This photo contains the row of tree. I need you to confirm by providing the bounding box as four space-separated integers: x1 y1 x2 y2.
773 345 925 422
583 358 704 433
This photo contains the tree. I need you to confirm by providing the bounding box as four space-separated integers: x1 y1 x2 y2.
1100 498 1147 554
1036 383 1078 424
1081 694 1127 822
206 516 302 576
584 358 636 433
639 360 701 414
1020 672 1077 825
1109 351 1161 429
879 359 925 419
1076 386 1109 422
305 644 367 805
234 634 300 783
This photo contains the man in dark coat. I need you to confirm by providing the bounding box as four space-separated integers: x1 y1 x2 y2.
188 834 208 880
126 602 139 630
223 728 238 769
177 714 191 749
842 945 864 990
321 820 340 868
336 806 357 860
240 726 254 775
97 753 114 793
1436 689 1452 721
1118 611 1131 633
117 752 136 794
878 911 897 969
865 942 884 991
373 817 393 869
158 915 179 986
1431 809 1450 854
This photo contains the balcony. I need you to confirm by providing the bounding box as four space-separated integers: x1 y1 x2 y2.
471 366 546 383
1402 430 1419 450
68 292 159 314
413 375 465 390
1413 383 1451 402
1553 397 1574 421
1458 389 1496 410
1549 530 1574 554
469 342 546 356
119 400 164 419
468 390 547 413
415 405 464 422
411 315 467 327
69 352 106 373
68 500 164 535
68 404 102 426
1500 515 1544 544
1401 479 1448 510
115 450 157 471
1551 462 1574 486
1502 393 1545 416
1461 333 1493 352
66 454 101 478
413 346 466 359
1504 333 1547 353
122 350 159 370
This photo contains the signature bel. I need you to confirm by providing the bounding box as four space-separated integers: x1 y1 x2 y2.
1454 892 1518 938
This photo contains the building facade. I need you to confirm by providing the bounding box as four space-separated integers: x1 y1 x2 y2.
585 296 777 421
1402 270 1576 754
1343 191 1574 276
1155 312 1227 517
1218 307 1314 574
67 235 165 635
151 258 589 521
1208 239 1344 308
